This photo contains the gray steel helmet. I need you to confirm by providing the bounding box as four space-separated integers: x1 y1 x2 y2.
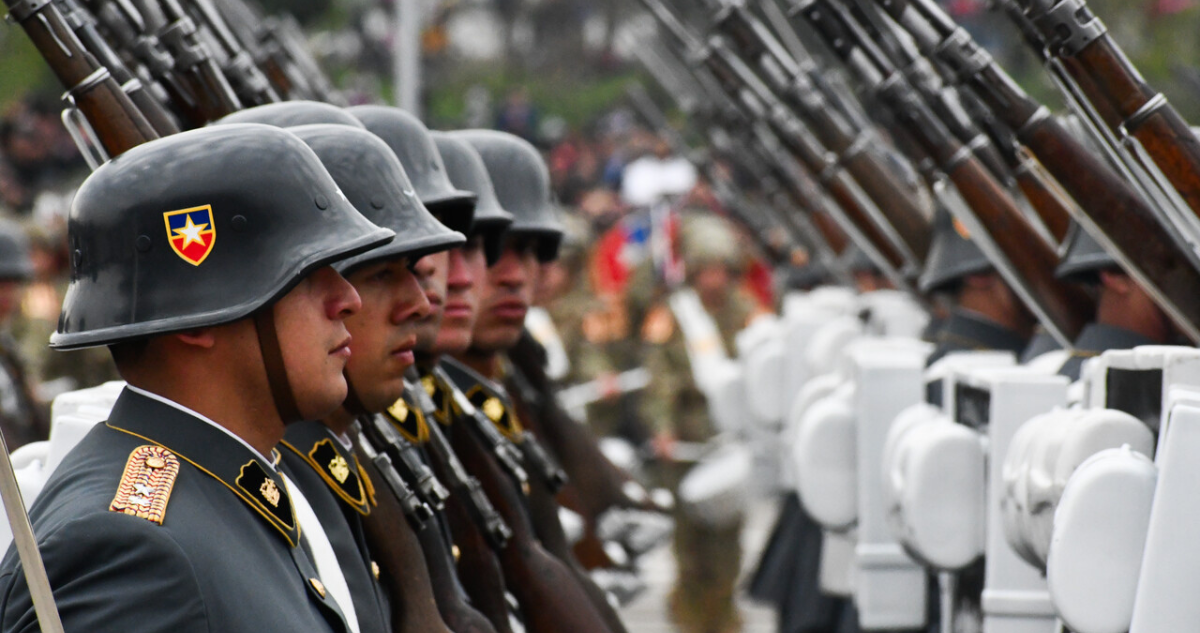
918 208 993 294
0 219 34 281
839 245 878 275
51 124 394 350
287 124 465 273
430 132 514 265
216 100 366 128
450 129 564 262
346 106 477 236
1055 223 1118 284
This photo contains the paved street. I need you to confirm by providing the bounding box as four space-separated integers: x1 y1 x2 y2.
618 499 780 633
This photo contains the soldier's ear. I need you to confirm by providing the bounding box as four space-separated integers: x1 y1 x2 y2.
171 328 217 350
1098 269 1134 295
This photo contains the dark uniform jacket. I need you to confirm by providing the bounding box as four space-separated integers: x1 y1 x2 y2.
0 388 349 633
281 421 390 633
1058 323 1157 382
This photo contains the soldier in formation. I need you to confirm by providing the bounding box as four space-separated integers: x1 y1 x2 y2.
9 0 1200 629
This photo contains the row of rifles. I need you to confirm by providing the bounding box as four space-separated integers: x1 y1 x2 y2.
626 0 1200 354
2 1 673 633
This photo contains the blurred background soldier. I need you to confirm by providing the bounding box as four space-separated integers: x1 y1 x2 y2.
921 210 1034 367
0 217 45 449
639 213 760 633
1054 225 1176 380
532 212 638 440
14 213 119 403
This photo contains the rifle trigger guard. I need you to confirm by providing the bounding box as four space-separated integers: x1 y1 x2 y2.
6 0 49 23
1031 0 1106 57
1122 93 1168 134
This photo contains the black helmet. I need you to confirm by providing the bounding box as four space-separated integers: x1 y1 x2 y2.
51 124 394 350
450 130 564 262
347 106 476 236
430 132 514 264
287 124 464 272
1055 223 1118 284
0 219 34 281
217 101 366 129
918 208 993 294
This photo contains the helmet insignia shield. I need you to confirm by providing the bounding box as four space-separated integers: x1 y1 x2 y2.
163 205 217 266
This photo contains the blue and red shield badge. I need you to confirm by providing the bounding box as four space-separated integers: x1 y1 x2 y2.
163 205 216 266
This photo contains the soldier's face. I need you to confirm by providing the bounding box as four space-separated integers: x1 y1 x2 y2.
341 256 431 412
273 266 362 421
413 251 448 351
433 236 487 355
471 235 539 353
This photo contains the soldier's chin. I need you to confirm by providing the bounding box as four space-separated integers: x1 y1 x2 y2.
295 381 349 423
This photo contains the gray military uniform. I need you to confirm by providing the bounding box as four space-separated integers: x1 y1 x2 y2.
1058 323 1157 382
0 388 349 633
280 421 391 633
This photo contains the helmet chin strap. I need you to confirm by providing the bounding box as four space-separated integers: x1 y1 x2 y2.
253 309 303 424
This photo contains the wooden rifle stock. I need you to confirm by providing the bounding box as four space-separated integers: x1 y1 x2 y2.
638 0 916 277
154 0 243 121
407 499 500 633
884 0 1200 340
503 364 631 633
443 411 616 633
800 0 1092 342
713 3 932 262
361 416 497 633
1011 154 1072 244
57 0 180 136
354 436 456 633
1016 0 1200 219
87 0 207 128
4 0 158 156
423 424 516 633
183 0 280 106
699 42 913 274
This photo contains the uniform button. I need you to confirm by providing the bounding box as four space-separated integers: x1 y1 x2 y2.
371 561 381 580
309 577 327 598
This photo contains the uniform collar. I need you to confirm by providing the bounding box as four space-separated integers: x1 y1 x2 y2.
125 384 277 468
383 386 431 444
415 365 456 426
936 309 1028 355
106 387 301 546
281 420 373 516
440 357 523 441
1073 323 1157 356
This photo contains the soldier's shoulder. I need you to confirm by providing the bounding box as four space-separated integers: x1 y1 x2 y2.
32 427 182 532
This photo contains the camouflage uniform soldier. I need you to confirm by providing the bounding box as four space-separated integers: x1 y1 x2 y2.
0 218 47 449
536 214 632 438
639 214 759 633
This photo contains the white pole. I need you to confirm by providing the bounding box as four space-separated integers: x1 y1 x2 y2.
394 0 421 116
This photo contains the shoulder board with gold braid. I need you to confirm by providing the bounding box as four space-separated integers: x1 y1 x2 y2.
110 445 181 525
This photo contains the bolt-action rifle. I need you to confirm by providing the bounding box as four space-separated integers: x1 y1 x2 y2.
710 1 933 263
794 0 1093 345
871 0 1200 342
3 0 159 158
